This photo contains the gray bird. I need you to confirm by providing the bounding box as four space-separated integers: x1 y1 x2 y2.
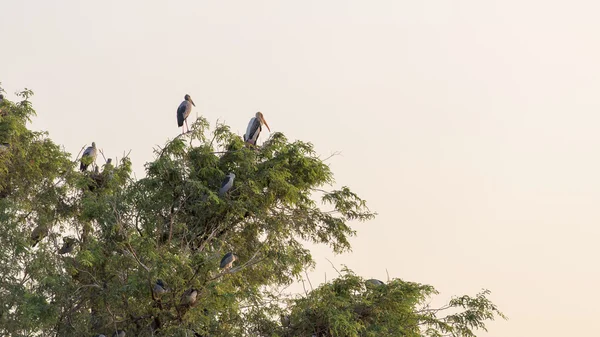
111 330 125 337
30 224 48 247
365 279 385 286
181 288 198 307
153 279 168 296
177 94 196 134
280 314 291 328
218 173 235 196
58 237 76 254
243 112 271 146
80 142 98 172
220 252 237 270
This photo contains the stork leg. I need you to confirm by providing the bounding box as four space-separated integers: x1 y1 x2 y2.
185 119 189 133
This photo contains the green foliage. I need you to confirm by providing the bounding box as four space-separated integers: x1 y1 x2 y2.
0 85 503 336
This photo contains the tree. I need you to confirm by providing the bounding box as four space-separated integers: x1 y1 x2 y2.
0 85 504 336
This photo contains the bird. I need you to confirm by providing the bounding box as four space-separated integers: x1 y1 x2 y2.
280 314 291 327
153 279 168 296
30 224 48 247
243 112 271 146
111 330 125 337
220 252 238 270
177 94 196 134
80 142 98 172
218 173 235 196
58 237 76 254
181 288 198 307
365 279 385 286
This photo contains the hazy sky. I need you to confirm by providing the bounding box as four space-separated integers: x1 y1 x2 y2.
3 1 600 335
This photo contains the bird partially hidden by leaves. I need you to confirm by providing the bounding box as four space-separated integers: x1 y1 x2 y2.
218 173 235 197
220 252 238 271
280 314 291 328
58 237 76 254
80 142 98 172
365 279 385 286
30 224 48 247
181 288 198 307
153 279 168 297
111 330 125 337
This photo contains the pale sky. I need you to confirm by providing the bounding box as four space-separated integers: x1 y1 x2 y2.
3 1 600 336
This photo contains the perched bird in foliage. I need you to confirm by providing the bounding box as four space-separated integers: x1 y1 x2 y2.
177 94 196 134
80 142 98 171
58 237 76 254
181 288 198 307
220 252 238 270
111 330 126 337
366 279 385 286
30 224 48 247
280 314 291 327
218 173 235 196
153 279 168 296
243 112 270 146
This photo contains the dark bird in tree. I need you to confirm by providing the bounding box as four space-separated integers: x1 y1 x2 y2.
58 237 76 254
366 279 385 286
218 172 235 196
243 112 271 146
30 224 48 247
111 330 125 337
181 288 198 307
79 142 97 171
177 94 196 134
220 252 237 270
153 279 168 296
280 314 291 327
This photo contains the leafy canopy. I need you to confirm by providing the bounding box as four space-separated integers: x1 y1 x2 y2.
0 85 504 336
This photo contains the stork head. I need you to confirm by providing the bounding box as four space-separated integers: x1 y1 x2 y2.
91 142 96 148
228 172 236 179
256 112 271 132
184 94 196 107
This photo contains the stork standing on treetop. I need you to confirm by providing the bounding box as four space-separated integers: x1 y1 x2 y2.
80 142 98 172
177 94 195 134
243 112 270 146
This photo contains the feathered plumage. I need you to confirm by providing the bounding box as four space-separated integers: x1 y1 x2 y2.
80 142 98 171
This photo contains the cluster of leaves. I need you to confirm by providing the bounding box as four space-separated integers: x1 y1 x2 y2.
0 85 504 336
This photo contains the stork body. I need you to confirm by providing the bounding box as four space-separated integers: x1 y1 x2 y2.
153 279 168 296
243 112 270 146
366 279 385 286
181 288 198 307
220 252 238 270
59 237 76 254
219 173 235 196
177 94 196 134
30 225 48 247
111 330 126 337
80 142 97 171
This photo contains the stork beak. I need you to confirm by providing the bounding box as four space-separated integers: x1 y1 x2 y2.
260 115 271 132
190 98 196 107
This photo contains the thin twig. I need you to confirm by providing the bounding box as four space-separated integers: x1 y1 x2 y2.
325 258 342 276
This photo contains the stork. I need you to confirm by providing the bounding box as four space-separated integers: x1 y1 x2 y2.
243 112 270 146
220 252 238 270
80 142 98 172
177 94 196 134
219 173 235 196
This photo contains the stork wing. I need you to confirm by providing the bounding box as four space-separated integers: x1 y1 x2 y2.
82 146 93 157
245 117 260 140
